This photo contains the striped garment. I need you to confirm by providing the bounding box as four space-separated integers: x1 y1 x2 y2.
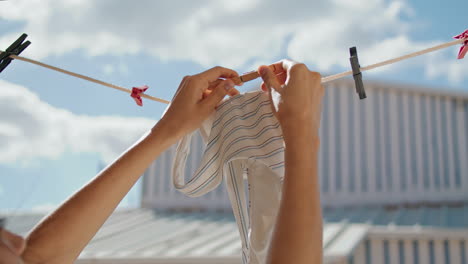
172 91 285 264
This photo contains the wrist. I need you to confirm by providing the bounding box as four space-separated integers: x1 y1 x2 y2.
149 119 184 149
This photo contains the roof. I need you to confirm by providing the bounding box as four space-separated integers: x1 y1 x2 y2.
2 205 467 263
1 208 367 263
323 203 468 228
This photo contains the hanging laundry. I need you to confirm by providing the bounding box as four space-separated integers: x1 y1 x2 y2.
172 91 285 264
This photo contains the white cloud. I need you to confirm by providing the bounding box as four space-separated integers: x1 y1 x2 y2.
32 203 57 213
102 64 115 75
0 80 155 164
425 49 468 84
0 0 465 84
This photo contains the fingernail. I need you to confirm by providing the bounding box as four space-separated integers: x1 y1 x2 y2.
224 82 234 91
259 67 267 76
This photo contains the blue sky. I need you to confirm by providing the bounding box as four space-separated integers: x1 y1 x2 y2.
0 0 467 212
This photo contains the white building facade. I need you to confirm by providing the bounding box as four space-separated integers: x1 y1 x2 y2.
142 79 468 209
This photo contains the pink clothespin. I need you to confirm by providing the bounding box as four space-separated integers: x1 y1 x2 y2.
454 29 468 59
131 85 149 106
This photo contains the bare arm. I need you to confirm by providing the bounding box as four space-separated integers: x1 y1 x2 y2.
259 61 324 264
21 67 240 264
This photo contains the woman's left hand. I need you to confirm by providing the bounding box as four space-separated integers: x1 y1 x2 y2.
155 66 240 141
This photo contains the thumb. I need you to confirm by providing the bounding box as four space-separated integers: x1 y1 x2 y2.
258 65 282 93
202 79 235 110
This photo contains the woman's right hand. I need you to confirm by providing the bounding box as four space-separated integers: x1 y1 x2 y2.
0 228 26 264
257 60 324 143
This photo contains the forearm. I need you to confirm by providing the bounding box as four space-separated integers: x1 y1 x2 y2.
267 125 323 264
22 123 177 264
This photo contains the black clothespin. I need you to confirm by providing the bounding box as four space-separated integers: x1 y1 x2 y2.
349 47 366 99
0 33 31 73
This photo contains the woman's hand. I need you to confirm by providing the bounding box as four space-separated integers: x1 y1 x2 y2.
0 229 26 264
155 66 240 141
258 60 324 143
259 60 324 264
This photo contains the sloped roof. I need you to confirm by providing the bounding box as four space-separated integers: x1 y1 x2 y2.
2 204 467 263
323 203 468 228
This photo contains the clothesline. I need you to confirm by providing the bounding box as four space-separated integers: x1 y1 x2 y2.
0 52 170 104
0 38 465 105
321 38 465 83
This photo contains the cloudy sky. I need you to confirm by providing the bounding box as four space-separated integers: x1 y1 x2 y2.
0 0 467 212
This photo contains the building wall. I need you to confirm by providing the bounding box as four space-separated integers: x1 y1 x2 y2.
141 80 468 210
350 228 468 264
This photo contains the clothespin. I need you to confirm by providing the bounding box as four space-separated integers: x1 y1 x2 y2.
454 29 468 59
349 47 366 99
131 85 149 106
0 33 31 73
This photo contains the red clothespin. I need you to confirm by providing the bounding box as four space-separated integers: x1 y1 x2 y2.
131 85 149 106
454 29 468 59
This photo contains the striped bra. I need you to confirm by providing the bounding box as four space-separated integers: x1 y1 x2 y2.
172 91 285 264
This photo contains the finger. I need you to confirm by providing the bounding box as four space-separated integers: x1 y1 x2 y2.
198 66 239 83
0 246 22 264
172 76 190 101
268 61 287 75
202 79 235 110
227 87 240 97
258 65 282 93
209 79 223 88
276 71 287 85
1 230 25 255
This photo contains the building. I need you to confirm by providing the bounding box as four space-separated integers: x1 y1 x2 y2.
140 78 468 263
3 79 468 263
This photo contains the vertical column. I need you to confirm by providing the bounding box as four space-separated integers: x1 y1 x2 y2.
347 86 357 196
435 97 444 192
382 91 393 194
422 95 433 193
389 91 400 198
401 93 411 195
404 239 414 264
413 95 424 197
335 84 343 193
457 100 468 191
418 239 430 264
451 99 462 192
448 240 461 264
353 241 366 264
371 238 384 264
433 239 444 264
340 85 350 197
389 239 399 264
445 98 456 194
376 89 385 193
366 87 377 199
328 84 337 200
440 98 451 192
353 85 362 197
